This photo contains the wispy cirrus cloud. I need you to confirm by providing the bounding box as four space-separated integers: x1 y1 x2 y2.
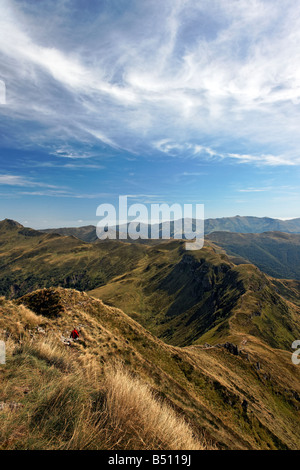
237 188 271 193
31 162 104 169
1 0 300 167
227 153 297 166
0 174 58 188
18 190 118 199
154 140 220 159
182 172 207 177
51 149 96 160
155 140 297 166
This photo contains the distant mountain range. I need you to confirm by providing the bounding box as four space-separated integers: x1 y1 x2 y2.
41 215 300 242
204 215 300 234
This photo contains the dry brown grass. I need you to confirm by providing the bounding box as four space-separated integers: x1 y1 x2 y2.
102 364 205 450
0 335 208 450
0 299 46 341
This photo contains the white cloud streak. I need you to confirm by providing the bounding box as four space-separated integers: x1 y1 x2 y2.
0 174 58 188
155 140 296 166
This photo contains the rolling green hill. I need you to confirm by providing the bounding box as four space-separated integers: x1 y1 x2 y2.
0 219 148 297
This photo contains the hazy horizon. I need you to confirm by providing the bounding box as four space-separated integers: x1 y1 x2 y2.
1 214 299 231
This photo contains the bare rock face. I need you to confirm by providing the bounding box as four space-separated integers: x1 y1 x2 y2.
242 399 248 413
223 342 239 355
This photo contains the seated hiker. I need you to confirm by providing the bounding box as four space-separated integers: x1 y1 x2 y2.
70 328 79 340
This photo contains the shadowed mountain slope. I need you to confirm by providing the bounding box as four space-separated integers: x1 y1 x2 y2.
90 242 300 350
207 231 300 280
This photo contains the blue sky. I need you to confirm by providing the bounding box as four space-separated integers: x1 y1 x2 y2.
0 0 300 228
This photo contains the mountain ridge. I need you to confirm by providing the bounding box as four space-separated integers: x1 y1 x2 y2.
39 215 300 242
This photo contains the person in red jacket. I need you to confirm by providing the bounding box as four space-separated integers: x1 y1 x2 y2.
70 328 79 340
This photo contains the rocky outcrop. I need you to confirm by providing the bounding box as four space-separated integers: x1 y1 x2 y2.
223 342 239 355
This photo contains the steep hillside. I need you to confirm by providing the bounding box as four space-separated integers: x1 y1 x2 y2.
90 242 300 350
271 278 300 307
0 288 299 450
207 231 300 280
